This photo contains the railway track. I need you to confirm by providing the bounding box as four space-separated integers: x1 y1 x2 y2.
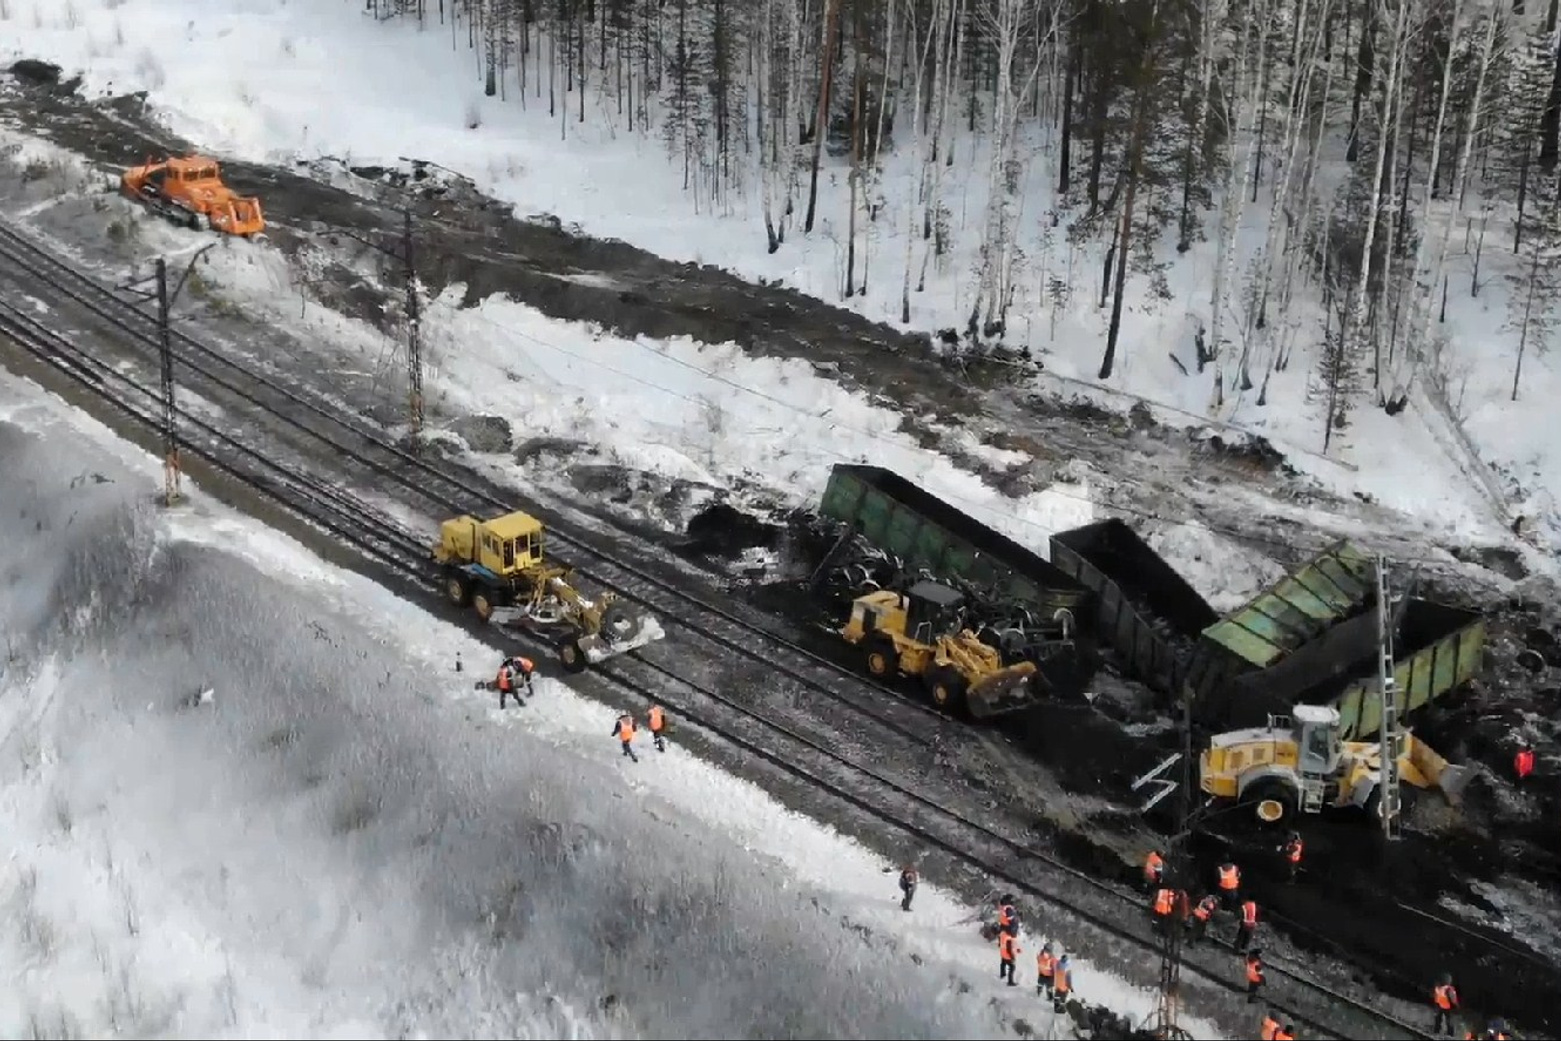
0 219 1435 1039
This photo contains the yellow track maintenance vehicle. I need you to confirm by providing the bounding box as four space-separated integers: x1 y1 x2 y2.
841 580 1039 718
432 509 662 672
1199 703 1471 826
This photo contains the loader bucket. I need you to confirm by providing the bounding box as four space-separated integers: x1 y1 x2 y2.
966 660 1040 720
1404 733 1474 802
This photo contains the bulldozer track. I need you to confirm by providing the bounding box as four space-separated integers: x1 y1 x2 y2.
0 221 1435 1040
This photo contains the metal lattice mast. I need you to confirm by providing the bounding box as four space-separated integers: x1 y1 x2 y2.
1152 691 1194 1040
403 208 424 445
1376 554 1404 841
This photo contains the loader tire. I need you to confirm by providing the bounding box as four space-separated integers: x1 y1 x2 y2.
472 590 496 622
862 634 898 681
445 573 472 607
557 638 589 674
1242 778 1297 825
926 666 967 714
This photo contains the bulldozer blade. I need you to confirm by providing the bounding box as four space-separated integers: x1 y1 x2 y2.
581 614 667 664
967 661 1040 719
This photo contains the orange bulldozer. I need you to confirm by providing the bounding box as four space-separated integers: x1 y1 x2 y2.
120 154 265 238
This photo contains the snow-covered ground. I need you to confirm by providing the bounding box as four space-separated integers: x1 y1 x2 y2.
4 0 1553 548
0 369 1226 1039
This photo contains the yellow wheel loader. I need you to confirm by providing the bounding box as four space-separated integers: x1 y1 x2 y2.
1198 703 1472 826
841 581 1039 719
432 510 662 672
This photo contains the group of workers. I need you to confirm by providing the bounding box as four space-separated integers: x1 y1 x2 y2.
1146 847 1292 1036
1144 844 1522 1039
487 655 670 761
989 893 1075 1012
611 704 668 761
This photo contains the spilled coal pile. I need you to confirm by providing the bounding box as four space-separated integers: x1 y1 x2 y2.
0 415 1023 1040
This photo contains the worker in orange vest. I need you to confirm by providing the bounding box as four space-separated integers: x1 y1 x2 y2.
1432 974 1460 1035
1259 1011 1282 1041
1514 746 1535 782
612 713 639 762
1050 953 1073 1012
1217 860 1241 909
1244 949 1266 1003
1151 887 1177 933
647 703 667 752
1035 944 1057 997
1143 849 1165 890
494 659 516 708
996 894 1020 938
1236 898 1260 951
1279 831 1304 882
1186 893 1219 944
998 929 1021 986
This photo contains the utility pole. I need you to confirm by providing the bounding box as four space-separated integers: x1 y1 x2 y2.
1375 554 1404 842
403 208 424 443
118 247 213 507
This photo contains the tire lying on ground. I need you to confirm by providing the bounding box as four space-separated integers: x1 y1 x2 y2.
1240 777 1298 825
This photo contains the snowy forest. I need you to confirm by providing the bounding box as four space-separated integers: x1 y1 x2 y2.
367 0 1561 444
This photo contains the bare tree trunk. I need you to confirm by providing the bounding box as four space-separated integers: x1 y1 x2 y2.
1342 0 1413 423
805 0 844 232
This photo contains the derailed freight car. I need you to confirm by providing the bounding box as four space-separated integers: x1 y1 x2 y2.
1049 519 1219 696
1184 540 1487 737
814 464 1096 695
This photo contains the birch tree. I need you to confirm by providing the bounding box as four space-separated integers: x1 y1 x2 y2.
1386 0 1498 398
1203 0 1262 392
968 0 1054 335
1333 0 1414 448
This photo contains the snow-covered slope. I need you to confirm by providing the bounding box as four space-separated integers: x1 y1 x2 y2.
0 371 1222 1038
3 0 1554 548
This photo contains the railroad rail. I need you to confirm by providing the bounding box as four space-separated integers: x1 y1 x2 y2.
0 220 1434 1040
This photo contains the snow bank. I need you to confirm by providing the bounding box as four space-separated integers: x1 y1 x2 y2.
0 369 1226 1038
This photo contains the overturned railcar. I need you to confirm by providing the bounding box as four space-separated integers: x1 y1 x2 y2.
1185 540 1486 737
1049 519 1219 695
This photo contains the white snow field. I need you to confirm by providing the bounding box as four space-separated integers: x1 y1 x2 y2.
0 370 1226 1040
3 0 1554 549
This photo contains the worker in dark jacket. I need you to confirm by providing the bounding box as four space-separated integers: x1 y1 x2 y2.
898 865 918 911
1279 831 1304 882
